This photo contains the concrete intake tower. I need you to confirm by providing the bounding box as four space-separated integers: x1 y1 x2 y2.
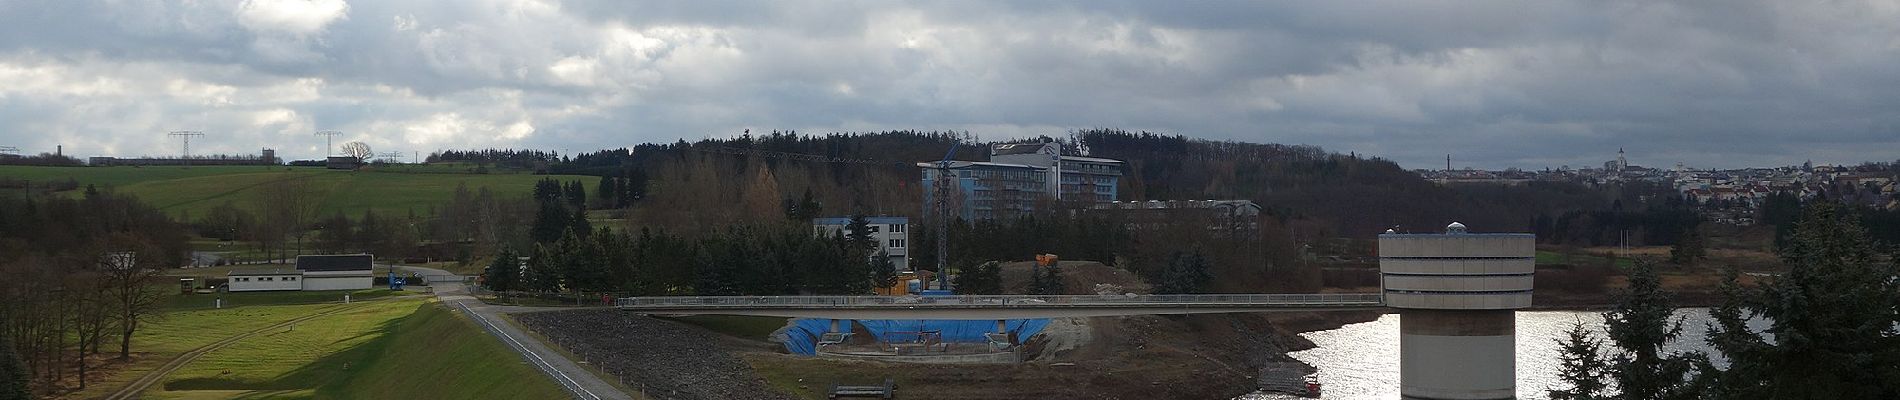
1380 222 1534 399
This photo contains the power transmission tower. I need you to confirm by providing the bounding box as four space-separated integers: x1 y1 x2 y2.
377 151 403 163
314 130 343 156
0 146 18 156
168 131 204 167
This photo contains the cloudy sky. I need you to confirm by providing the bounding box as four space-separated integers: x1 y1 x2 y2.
2 0 1898 170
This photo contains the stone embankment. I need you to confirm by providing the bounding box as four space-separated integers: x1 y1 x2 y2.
515 309 788 400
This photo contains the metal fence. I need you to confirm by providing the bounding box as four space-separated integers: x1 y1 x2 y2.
616 293 1383 309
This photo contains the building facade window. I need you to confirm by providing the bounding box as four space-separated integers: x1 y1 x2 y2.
889 224 905 233
889 239 906 248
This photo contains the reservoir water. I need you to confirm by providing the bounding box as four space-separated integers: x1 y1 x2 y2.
1243 308 1764 399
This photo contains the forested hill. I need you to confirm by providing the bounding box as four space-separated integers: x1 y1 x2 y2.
454 129 1629 240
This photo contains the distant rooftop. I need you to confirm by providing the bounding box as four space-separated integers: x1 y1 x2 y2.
296 254 373 271
813 216 909 225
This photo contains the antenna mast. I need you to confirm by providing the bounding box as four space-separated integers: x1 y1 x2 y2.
314 130 343 156
168 131 205 167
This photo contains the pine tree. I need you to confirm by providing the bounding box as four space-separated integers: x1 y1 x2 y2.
564 180 586 209
1702 202 1900 398
570 209 592 238
846 214 874 250
1550 320 1610 400
1601 259 1698 400
482 247 521 292
522 245 561 292
597 175 617 207
0 320 28 400
530 201 569 243
1030 264 1065 295
870 250 898 290
1669 227 1705 267
953 261 1002 295
1156 251 1213 294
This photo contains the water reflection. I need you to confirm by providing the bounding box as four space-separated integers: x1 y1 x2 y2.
1241 309 1765 400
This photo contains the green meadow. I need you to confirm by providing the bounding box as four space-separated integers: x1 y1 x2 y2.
136 298 568 399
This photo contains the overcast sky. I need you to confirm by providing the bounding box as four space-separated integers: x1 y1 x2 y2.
2 1 1897 170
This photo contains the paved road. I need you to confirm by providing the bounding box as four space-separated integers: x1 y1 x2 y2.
394 265 633 400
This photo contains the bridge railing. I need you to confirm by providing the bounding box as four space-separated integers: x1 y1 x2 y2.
615 293 1383 308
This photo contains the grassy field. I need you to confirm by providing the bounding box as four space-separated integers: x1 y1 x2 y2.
61 302 354 399
1536 249 1637 268
0 165 591 218
163 288 409 311
143 298 568 399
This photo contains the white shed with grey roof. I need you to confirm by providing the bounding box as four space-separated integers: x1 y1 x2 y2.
227 269 304 292
297 254 374 291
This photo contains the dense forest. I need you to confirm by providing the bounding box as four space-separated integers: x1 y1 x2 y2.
0 190 188 395
550 129 1683 246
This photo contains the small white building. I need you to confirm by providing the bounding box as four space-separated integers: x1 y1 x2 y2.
297 254 374 291
226 269 304 292
813 216 909 270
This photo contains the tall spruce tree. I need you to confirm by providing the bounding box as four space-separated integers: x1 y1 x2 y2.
0 320 27 400
1601 259 1699 400
1702 202 1900 399
1156 251 1213 294
870 250 898 290
1550 320 1610 400
846 215 875 250
1669 227 1706 267
953 261 1002 295
482 247 521 291
1030 264 1066 295
596 175 617 207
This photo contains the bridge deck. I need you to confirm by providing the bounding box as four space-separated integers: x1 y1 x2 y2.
616 293 1385 319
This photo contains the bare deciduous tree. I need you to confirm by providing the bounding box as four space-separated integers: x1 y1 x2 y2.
339 141 372 162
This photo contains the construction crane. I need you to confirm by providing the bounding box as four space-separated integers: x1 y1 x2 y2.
931 141 960 291
168 131 204 167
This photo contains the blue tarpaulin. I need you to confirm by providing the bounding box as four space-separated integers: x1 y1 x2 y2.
780 318 1051 356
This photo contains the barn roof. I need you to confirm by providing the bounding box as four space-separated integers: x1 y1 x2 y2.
296 254 373 271
228 268 303 276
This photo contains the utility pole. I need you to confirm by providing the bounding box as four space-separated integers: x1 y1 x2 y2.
168 131 204 167
314 130 343 157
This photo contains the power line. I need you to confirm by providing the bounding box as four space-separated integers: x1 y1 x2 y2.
167 131 204 166
314 130 343 157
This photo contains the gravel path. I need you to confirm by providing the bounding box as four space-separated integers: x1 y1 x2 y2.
516 309 789 400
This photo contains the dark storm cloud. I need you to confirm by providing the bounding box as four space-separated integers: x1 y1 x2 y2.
0 0 1896 169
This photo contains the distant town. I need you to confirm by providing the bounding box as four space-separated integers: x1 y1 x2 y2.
1416 148 1900 225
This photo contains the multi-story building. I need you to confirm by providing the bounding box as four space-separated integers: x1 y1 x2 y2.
1090 200 1263 234
812 216 910 270
918 143 1122 220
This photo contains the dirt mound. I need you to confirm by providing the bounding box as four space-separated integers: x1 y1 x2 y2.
516 309 789 400
997 260 1151 295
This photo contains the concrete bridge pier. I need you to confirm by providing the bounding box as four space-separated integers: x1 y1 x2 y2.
1381 223 1534 400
